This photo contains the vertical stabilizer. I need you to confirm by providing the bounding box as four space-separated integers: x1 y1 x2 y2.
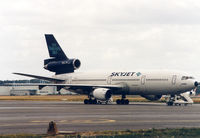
44 34 81 75
45 34 68 60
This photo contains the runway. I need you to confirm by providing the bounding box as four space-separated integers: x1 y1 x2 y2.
0 101 200 134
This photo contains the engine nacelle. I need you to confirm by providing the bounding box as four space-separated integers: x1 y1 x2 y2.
141 95 162 101
93 88 112 101
44 58 81 74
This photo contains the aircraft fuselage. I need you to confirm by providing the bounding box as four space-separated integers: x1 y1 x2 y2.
55 71 196 95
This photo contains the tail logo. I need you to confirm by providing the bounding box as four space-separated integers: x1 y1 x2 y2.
49 43 61 55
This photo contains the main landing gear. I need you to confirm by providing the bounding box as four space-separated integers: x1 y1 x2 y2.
84 98 112 104
116 95 129 105
84 98 97 104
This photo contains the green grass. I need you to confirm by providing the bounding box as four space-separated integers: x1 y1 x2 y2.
79 128 200 138
1 128 200 138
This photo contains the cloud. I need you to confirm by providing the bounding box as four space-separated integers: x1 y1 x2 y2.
0 0 200 80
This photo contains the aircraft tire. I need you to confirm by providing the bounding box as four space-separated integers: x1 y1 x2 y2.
93 99 97 104
121 99 125 104
125 99 129 105
116 99 121 105
116 99 129 105
84 99 89 104
167 102 173 106
89 99 93 104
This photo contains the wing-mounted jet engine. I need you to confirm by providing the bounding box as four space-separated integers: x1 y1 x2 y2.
84 88 112 104
93 88 112 101
44 34 81 75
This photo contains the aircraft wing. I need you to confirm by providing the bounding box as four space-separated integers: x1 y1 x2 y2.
7 83 122 88
5 83 123 94
11 72 123 94
13 72 65 82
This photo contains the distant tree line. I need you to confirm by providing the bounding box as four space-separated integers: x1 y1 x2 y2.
0 79 49 85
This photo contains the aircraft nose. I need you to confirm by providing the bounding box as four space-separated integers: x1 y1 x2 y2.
194 81 199 87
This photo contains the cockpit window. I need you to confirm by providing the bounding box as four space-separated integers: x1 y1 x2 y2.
181 76 195 80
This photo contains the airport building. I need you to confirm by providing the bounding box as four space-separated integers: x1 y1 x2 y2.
0 79 75 96
0 85 72 96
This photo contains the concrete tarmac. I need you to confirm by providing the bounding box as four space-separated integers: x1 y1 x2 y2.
0 101 200 134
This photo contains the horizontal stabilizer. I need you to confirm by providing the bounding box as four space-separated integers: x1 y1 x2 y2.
13 72 65 82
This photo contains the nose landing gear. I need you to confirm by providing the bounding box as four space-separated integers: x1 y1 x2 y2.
166 93 193 106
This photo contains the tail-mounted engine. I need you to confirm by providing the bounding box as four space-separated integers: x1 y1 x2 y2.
44 58 81 75
44 34 81 75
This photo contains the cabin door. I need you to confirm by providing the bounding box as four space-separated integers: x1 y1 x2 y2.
172 75 177 85
140 75 146 92
107 76 112 84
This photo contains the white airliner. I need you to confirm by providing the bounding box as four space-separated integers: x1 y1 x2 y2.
13 34 199 105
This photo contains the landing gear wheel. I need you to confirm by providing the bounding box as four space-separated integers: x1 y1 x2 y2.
84 99 89 104
125 99 129 105
121 99 125 104
92 99 97 104
89 99 93 104
84 98 98 104
167 102 173 106
116 99 129 105
116 99 121 105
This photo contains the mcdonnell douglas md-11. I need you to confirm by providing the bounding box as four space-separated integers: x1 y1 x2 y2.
12 34 199 106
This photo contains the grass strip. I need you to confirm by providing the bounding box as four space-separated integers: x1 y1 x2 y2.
1 128 200 138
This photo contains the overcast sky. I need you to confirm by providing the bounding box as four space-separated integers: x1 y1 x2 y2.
1 0 200 80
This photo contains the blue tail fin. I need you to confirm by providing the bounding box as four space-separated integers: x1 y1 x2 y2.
44 34 81 75
45 34 68 60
